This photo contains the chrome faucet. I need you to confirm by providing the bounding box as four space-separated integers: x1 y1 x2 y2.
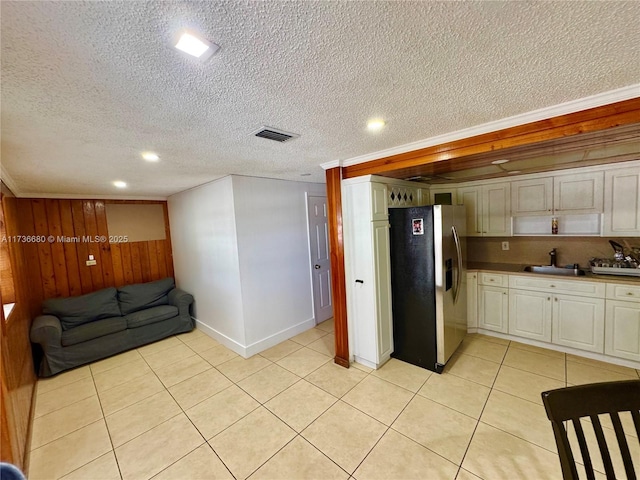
549 248 557 267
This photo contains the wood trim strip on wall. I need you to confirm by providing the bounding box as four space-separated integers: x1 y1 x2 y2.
343 98 640 179
325 167 349 368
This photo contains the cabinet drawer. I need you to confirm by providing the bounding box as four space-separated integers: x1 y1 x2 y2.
478 273 508 287
509 275 605 298
606 283 640 303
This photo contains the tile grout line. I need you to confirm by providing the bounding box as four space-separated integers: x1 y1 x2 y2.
139 333 237 480
453 339 511 480
174 327 345 479
89 368 125 480
144 335 238 479
347 372 438 477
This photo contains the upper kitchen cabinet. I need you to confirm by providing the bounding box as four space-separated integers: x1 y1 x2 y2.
511 172 603 216
511 178 553 216
553 172 603 215
458 182 511 237
371 182 389 221
429 187 457 206
603 166 640 237
386 183 423 210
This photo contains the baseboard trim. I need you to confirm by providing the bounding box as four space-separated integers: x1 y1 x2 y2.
192 316 317 358
244 317 316 357
193 318 248 357
472 328 640 370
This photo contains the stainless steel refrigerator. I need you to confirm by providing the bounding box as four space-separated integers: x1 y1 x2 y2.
388 205 467 373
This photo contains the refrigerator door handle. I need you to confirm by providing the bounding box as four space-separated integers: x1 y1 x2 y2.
452 225 463 304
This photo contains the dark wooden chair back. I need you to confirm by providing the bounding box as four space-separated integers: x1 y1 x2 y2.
541 379 640 480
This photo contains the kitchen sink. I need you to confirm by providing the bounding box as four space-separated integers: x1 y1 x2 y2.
524 265 586 276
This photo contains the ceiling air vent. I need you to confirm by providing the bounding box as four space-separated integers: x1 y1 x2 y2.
253 126 300 143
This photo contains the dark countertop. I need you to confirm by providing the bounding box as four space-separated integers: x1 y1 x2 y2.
467 262 640 285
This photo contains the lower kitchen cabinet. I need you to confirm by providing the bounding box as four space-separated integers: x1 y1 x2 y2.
478 284 508 333
470 270 639 366
508 289 552 342
605 299 640 362
551 294 605 353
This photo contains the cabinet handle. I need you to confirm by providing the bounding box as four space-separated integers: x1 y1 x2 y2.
554 298 558 302
627 292 634 296
489 279 494 282
550 285 556 288
355 279 364 284
503 292 507 295
547 297 550 301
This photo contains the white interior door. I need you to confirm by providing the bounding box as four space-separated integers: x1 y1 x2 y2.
308 195 333 323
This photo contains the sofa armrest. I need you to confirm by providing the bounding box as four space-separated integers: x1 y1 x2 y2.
30 315 63 349
168 288 194 316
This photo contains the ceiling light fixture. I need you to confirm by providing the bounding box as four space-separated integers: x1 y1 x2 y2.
300 173 311 176
141 151 160 162
507 170 522 175
367 119 386 132
113 181 127 188
172 30 220 62
491 159 510 165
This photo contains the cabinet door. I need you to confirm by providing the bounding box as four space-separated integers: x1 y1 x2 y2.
430 188 457 206
605 300 640 362
372 221 393 363
552 294 604 353
371 183 388 221
603 167 640 236
509 289 552 342
457 187 482 237
511 178 553 216
478 285 508 333
553 172 603 215
482 183 512 236
467 272 478 329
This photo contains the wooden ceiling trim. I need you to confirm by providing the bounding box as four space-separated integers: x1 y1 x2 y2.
342 97 640 179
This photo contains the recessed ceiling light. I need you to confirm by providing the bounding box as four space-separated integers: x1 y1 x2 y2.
113 181 127 188
491 159 510 165
141 152 160 162
172 30 220 62
367 119 386 132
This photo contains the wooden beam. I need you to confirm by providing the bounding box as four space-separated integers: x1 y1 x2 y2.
326 167 349 368
343 98 640 179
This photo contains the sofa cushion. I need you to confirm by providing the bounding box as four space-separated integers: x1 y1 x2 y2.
124 305 178 329
117 277 175 315
43 287 121 331
61 316 127 346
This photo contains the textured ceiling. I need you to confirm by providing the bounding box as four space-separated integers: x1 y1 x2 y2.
1 1 640 198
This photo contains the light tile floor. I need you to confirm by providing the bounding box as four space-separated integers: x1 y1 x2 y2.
28 322 640 480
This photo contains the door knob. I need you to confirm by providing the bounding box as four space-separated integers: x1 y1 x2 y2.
314 265 321 269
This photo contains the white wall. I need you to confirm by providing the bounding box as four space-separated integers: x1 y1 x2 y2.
168 176 246 347
168 175 327 356
232 176 326 352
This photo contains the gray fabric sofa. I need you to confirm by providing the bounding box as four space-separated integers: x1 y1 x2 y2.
30 277 194 377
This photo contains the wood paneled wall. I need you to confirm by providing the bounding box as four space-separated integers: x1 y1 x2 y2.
15 199 174 318
0 197 174 471
1 195 37 471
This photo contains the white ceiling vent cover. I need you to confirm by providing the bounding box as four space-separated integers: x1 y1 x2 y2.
253 126 300 142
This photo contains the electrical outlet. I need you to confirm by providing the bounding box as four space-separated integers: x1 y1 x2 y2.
86 259 97 266
501 241 509 251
